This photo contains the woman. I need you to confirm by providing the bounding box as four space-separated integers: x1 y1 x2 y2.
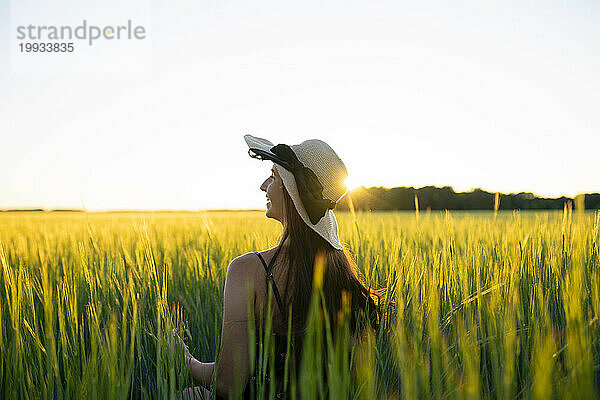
174 135 381 399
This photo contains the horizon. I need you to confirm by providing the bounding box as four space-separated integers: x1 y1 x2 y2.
2 184 595 212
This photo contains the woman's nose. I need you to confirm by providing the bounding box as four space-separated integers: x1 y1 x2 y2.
260 178 268 192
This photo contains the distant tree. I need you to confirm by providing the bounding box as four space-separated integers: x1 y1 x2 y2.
337 186 600 212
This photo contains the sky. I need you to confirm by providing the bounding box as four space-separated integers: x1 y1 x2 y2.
1 0 599 210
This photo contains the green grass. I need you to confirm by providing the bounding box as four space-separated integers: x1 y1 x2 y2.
0 210 599 399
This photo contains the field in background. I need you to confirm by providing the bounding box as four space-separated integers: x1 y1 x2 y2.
1 210 599 399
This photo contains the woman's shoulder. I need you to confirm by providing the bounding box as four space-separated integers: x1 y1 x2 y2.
226 249 273 284
227 252 259 277
229 247 279 270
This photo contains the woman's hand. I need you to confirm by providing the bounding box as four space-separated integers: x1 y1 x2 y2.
170 327 215 390
171 328 193 367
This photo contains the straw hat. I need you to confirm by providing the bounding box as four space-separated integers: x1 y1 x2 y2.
244 134 349 250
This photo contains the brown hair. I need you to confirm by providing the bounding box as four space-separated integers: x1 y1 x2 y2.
275 186 381 342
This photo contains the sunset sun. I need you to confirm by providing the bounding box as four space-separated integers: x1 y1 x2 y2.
344 176 361 192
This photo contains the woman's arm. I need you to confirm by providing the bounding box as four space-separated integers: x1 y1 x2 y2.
213 255 256 397
188 359 214 389
181 255 256 398
171 331 215 388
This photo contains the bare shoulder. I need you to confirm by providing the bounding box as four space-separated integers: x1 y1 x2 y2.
226 246 283 289
228 252 261 270
221 253 264 322
225 252 262 285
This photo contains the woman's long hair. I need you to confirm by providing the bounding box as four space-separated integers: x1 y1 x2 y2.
275 186 382 341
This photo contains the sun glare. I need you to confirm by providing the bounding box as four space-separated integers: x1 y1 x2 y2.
344 176 361 191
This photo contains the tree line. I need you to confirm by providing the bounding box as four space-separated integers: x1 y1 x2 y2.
336 186 600 211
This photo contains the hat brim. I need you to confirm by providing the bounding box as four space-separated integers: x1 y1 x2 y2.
244 134 344 250
244 134 275 155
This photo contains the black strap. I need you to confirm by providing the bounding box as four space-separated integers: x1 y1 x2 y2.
255 249 285 317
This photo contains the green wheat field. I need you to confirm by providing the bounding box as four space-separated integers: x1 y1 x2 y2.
1 209 599 399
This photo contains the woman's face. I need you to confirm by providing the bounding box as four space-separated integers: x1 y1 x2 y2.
260 164 285 222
